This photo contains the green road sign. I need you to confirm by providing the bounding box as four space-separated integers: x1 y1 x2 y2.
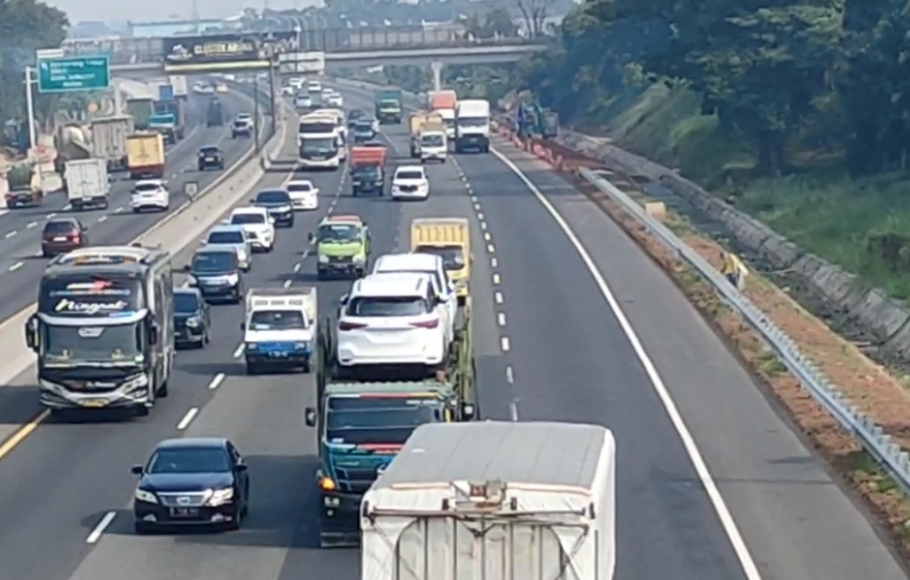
37 56 110 93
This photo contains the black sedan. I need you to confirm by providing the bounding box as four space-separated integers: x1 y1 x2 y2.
251 189 294 227
132 437 250 533
197 145 225 171
174 288 210 349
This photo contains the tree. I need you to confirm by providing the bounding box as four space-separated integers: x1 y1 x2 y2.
514 0 555 37
0 0 68 134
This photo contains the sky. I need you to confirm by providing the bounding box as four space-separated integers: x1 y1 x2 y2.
51 0 323 25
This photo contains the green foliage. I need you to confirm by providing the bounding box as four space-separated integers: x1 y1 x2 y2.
0 0 68 131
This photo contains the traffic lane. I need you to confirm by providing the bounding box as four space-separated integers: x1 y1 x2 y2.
0 121 307 580
0 93 255 328
52 128 505 580
449 149 748 580
367 119 511 409
483 139 907 580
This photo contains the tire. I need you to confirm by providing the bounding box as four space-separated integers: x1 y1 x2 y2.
134 521 152 535
246 362 258 375
135 405 150 417
157 380 168 397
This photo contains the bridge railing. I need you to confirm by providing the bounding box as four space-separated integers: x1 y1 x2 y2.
63 28 542 65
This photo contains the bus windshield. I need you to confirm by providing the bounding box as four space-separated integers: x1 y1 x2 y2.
42 321 144 362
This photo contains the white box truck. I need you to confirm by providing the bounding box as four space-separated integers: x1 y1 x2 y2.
90 115 134 172
64 158 110 210
454 99 491 154
168 75 189 99
243 287 317 374
361 421 616 580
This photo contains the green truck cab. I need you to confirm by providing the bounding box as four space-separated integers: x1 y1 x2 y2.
374 88 403 124
310 215 371 279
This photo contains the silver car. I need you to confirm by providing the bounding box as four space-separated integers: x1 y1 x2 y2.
202 225 252 271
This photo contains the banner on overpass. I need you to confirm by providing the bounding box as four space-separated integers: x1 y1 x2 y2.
162 32 298 72
278 51 326 75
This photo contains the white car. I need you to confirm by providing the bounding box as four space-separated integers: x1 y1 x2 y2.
295 94 313 110
203 224 252 270
391 165 430 200
286 180 319 210
326 94 343 108
336 273 447 373
372 253 457 347
289 77 304 89
307 80 322 93
321 88 334 100
281 86 294 96
131 179 170 212
228 207 275 252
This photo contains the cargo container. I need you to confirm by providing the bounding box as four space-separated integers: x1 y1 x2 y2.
90 115 134 171
126 133 165 179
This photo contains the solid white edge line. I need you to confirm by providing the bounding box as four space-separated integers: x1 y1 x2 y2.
490 146 763 580
86 510 117 544
177 407 199 430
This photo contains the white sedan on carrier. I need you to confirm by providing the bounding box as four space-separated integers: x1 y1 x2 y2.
391 165 430 200
131 179 170 212
286 180 319 211
227 207 275 252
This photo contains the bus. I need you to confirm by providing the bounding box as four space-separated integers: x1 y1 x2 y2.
25 245 175 416
298 113 345 171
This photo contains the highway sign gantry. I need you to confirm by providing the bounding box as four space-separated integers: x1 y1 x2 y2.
37 55 110 93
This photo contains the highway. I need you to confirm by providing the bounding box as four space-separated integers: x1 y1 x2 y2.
0 83 900 580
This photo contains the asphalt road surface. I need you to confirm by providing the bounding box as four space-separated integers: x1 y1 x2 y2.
0 84 901 580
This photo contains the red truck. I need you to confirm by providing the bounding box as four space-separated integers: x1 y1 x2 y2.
349 146 387 197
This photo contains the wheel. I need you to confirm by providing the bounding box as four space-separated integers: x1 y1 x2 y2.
301 362 311 374
246 362 258 375
100 200 109 209
135 405 150 417
42 249 51 258
204 330 211 345
132 208 140 214
157 380 168 397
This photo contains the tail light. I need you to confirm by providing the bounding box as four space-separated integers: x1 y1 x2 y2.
69 233 81 242
338 320 368 331
410 318 440 329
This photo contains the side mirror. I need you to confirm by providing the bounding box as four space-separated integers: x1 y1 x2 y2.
131 465 144 475
182 264 191 272
148 324 159 345
239 323 245 331
339 294 349 305
236 463 248 472
24 315 39 352
307 232 315 243
249 198 256 203
304 407 317 427
461 403 475 419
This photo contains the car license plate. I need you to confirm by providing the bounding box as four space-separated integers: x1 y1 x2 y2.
170 507 199 517
269 352 289 358
79 398 107 408
206 157 215 161
53 236 66 242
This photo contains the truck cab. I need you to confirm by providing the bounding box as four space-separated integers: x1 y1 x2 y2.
311 215 371 279
242 287 317 374
304 385 453 547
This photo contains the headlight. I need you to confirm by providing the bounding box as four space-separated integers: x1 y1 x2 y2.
186 317 200 328
206 487 234 506
294 342 309 350
318 254 329 263
245 342 258 350
225 273 239 285
135 488 158 504
353 254 366 263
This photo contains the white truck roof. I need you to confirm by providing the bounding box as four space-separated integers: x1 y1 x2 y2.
362 421 616 580
245 287 316 322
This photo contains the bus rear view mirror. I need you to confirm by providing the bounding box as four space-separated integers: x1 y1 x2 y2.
24 315 38 352
304 407 317 427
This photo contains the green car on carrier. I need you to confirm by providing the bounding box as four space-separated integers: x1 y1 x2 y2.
311 215 371 279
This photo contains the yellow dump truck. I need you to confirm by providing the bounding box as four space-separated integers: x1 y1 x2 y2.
126 132 165 180
408 111 443 158
410 217 471 305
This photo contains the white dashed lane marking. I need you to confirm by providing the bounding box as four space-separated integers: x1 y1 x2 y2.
9 262 23 272
177 407 199 430
494 291 503 304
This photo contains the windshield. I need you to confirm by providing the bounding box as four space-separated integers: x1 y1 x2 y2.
301 138 337 153
415 244 466 271
248 309 307 330
352 166 380 179
199 147 219 154
459 117 488 128
175 293 200 313
43 321 143 362
231 213 265 225
256 190 290 204
318 223 360 242
207 230 244 244
299 122 335 134
146 447 230 474
134 182 161 193
192 251 237 273
347 296 429 317
379 99 400 109
420 134 444 147
233 120 248 128
326 400 440 445
39 274 144 317
288 183 312 192
44 220 78 234
354 124 373 133
443 118 455 129
396 170 424 180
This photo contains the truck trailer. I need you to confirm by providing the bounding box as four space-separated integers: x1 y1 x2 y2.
361 421 616 580
90 115 134 172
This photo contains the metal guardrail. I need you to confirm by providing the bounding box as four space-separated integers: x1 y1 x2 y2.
335 76 910 494
578 168 910 494
63 29 541 66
